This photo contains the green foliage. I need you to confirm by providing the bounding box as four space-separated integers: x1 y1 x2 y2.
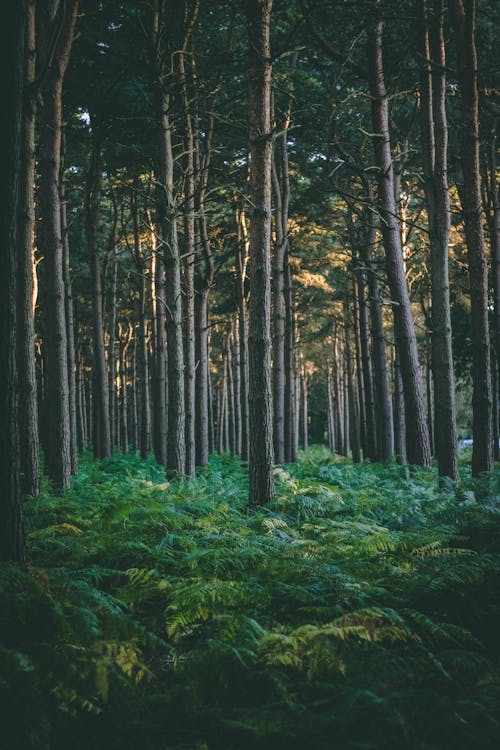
1 449 499 749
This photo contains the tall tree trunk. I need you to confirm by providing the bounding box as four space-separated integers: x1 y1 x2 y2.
345 299 361 463
180 47 196 477
355 250 377 460
232 319 242 455
393 350 407 465
0 0 26 561
301 366 309 451
107 242 118 452
149 214 167 465
236 207 250 461
482 124 500 459
85 127 111 459
61 144 78 474
157 91 185 476
18 0 40 496
450 0 492 475
246 0 275 504
368 5 431 467
284 250 297 462
37 0 78 488
271 139 287 464
418 0 458 481
361 202 393 461
131 190 151 461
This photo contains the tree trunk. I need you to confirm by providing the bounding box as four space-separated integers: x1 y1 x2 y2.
37 0 78 488
361 202 393 461
18 0 40 497
61 149 78 474
232 319 242 455
246 0 275 504
85 127 111 460
284 249 297 462
355 251 377 461
451 0 492 476
368 6 431 467
108 243 118 451
393 350 407 465
271 140 286 464
417 0 458 480
236 207 250 461
149 215 167 466
157 90 185 476
0 0 26 561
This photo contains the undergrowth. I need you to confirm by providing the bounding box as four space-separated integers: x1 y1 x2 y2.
1 447 499 749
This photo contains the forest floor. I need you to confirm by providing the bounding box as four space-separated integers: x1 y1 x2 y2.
2 447 500 750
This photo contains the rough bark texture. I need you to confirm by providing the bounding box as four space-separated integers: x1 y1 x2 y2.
151 218 167 466
368 7 431 467
246 0 275 505
37 0 78 489
18 0 40 496
180 47 196 477
418 0 458 481
159 93 185 476
236 208 250 461
450 0 492 475
355 256 377 461
85 130 111 459
0 0 26 562
61 145 78 474
361 202 393 461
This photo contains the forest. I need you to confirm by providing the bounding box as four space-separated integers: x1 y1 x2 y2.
1 0 499 747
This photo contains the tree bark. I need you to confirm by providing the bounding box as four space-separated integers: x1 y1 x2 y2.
246 0 275 504
37 0 78 488
85 127 111 460
0 0 26 561
61 143 78 474
361 201 393 461
450 0 493 476
417 0 458 481
18 0 40 496
367 6 431 467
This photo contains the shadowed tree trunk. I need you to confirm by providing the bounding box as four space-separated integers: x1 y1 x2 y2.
246 0 275 504
368 6 431 467
235 206 250 461
361 200 393 461
18 0 39 496
37 0 78 488
0 0 26 561
482 124 500 460
61 160 78 473
451 0 492 476
417 0 458 481
393 350 407 465
85 125 111 460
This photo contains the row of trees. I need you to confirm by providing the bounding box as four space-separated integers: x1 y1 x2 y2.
2 0 499 562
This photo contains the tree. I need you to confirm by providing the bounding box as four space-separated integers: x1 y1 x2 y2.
368 3 431 468
417 0 458 481
246 0 275 504
451 0 493 476
37 0 78 489
0 0 26 562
